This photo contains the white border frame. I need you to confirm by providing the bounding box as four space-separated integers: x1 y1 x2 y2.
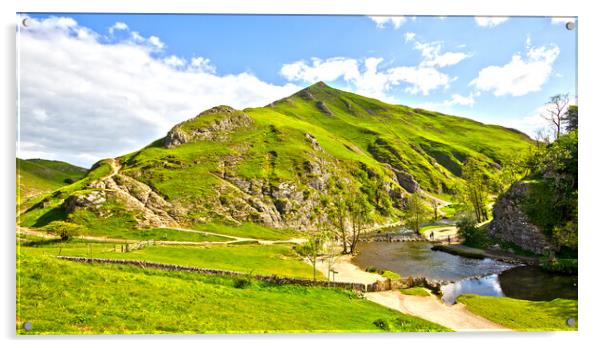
3 1 599 347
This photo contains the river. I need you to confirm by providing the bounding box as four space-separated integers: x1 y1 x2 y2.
353 241 577 304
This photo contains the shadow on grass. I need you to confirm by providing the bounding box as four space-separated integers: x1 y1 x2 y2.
31 207 67 228
22 238 64 247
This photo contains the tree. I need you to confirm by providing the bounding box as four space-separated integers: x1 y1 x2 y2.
499 152 530 191
304 199 329 281
348 190 372 254
462 158 489 223
457 218 486 248
321 229 339 283
564 105 578 132
541 94 570 140
430 199 439 221
44 221 86 240
296 238 322 281
329 190 349 254
404 192 428 234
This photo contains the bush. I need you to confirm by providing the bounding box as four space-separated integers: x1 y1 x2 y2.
541 258 578 275
43 221 86 240
372 318 390 330
457 218 488 248
233 277 251 289
365 266 379 273
365 266 401 280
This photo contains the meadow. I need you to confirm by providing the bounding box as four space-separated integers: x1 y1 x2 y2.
457 294 578 331
17 250 449 334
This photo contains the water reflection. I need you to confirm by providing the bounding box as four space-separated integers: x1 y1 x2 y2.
441 274 505 304
354 241 578 304
353 241 514 281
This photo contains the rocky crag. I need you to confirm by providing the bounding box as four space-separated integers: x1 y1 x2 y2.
487 181 555 254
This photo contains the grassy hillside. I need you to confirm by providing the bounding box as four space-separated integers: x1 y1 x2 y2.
18 82 533 238
17 158 87 204
17 251 449 334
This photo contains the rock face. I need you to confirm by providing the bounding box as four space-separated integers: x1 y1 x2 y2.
487 181 555 254
63 170 178 228
163 106 253 148
393 169 419 193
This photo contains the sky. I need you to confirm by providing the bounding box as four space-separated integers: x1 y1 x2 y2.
17 14 577 168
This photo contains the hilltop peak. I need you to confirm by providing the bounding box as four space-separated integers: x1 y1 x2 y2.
307 81 330 89
198 105 239 115
296 81 334 94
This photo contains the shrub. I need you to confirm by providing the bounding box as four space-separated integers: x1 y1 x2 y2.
44 221 86 240
233 277 251 289
365 266 379 273
373 318 390 330
457 218 488 248
541 258 578 275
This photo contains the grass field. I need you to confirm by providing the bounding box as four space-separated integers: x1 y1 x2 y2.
457 294 578 331
400 287 431 297
17 158 87 203
21 241 320 279
17 252 449 334
193 222 301 240
87 227 234 243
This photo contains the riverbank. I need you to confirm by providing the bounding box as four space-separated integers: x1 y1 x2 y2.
432 243 539 265
313 255 385 285
312 253 511 331
457 294 577 331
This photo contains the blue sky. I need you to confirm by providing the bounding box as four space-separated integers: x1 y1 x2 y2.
18 14 577 167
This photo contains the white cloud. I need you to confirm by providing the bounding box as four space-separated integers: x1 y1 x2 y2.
280 56 452 98
369 16 407 29
109 21 128 35
405 33 471 68
280 57 361 84
387 66 453 96
148 36 165 50
130 31 144 42
469 43 560 97
163 55 186 68
278 34 468 99
503 94 575 138
474 17 509 28
409 93 476 115
17 16 300 167
445 93 475 107
189 56 216 74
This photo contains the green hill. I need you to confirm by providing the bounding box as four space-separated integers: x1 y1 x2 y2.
18 82 533 237
17 158 87 204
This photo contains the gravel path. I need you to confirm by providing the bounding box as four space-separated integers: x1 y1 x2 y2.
366 290 510 332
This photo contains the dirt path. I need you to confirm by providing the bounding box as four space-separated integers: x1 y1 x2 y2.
311 252 509 331
365 290 510 332
106 158 121 178
18 225 306 247
312 254 385 285
424 226 459 243
169 227 306 245
420 190 451 207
